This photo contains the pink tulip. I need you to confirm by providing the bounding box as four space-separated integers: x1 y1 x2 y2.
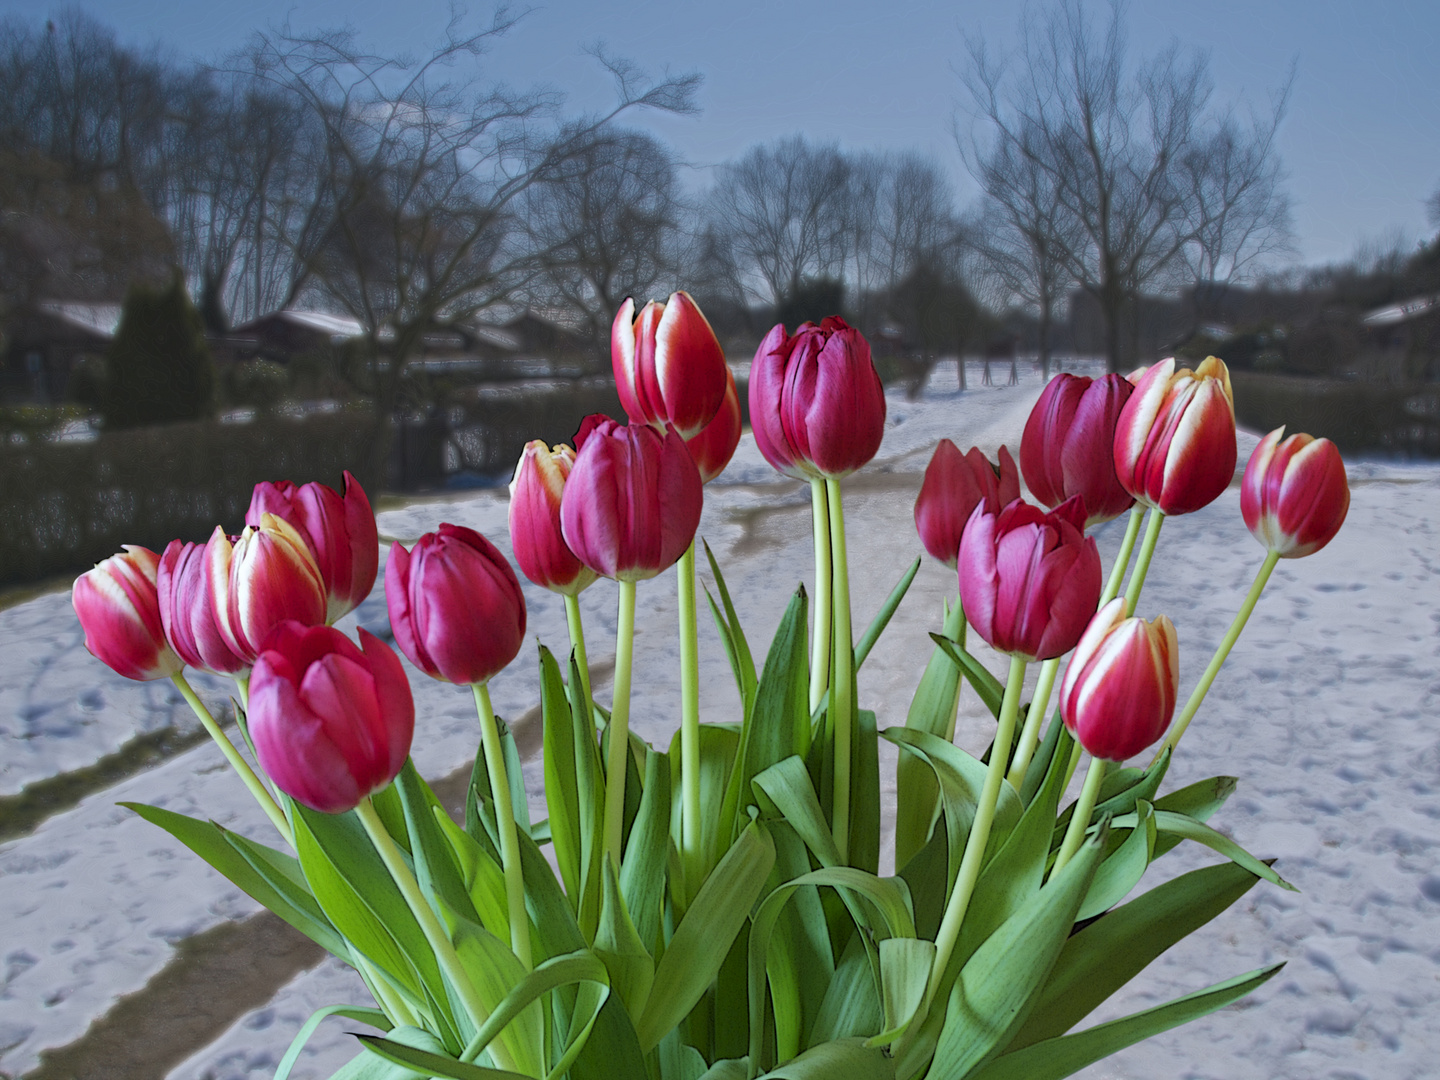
685 366 743 484
206 516 328 666
749 316 886 480
1241 427 1350 559
509 440 598 596
913 440 1021 569
249 622 413 813
1060 598 1179 761
247 471 379 623
157 539 248 675
560 415 704 581
957 495 1102 662
386 524 527 685
1021 373 1136 527
73 546 183 681
612 291 729 439
1113 356 1236 516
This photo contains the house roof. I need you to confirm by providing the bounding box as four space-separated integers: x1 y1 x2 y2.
233 309 395 343
35 301 124 339
1363 295 1440 328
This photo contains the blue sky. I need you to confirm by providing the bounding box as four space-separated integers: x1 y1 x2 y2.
5 0 1438 266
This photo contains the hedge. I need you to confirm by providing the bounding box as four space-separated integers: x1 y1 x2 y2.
1231 371 1440 456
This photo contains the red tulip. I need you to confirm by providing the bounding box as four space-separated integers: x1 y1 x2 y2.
913 440 1021 569
749 316 886 480
1241 427 1350 559
157 539 247 676
957 495 1102 661
1113 356 1236 516
202 516 328 667
386 524 527 685
1060 598 1179 761
685 366 743 484
560 415 704 581
1021 373 1136 527
612 291 728 439
249 622 414 813
73 546 183 681
509 440 598 596
247 471 379 623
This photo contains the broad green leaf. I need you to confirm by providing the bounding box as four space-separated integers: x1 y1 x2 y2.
698 1059 750 1080
658 1029 710 1080
758 1037 896 1079
1051 749 1170 851
670 722 741 873
620 749 672 951
928 633 1003 718
1009 858 1268 1048
855 556 920 669
1018 711 1067 807
895 602 966 870
1075 800 1157 921
897 824 948 941
498 716 530 833
808 932 882 1046
596 860 655 1018
637 822 777 1053
396 761 479 928
333 1026 452 1079
1151 775 1238 857
568 982 648 1080
871 938 936 1045
433 809 510 944
222 829 349 958
704 538 758 714
752 756 842 867
355 1033 531 1079
568 649 605 940
275 1005 391 1080
1109 809 1296 891
372 781 410 854
763 820 835 1064
515 821 586 960
849 708 881 875
448 910 541 1070
966 964 1284 1080
539 645 582 905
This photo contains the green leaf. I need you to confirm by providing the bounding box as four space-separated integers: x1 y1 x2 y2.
1076 800 1157 920
620 748 672 952
333 1026 451 1079
1009 858 1269 1049
698 1059 750 1080
637 821 777 1053
849 708 881 876
1018 711 1067 808
855 557 920 669
567 987 648 1080
758 1037 896 1079
1151 775 1238 857
808 932 882 1046
432 809 510 945
274 1005 391 1080
895 602 965 870
669 722 741 873
704 538 758 714
1111 809 1296 891
515 820 587 961
763 821 836 1064
966 964 1284 1080
658 1029 710 1080
752 756 841 868
539 645 583 905
872 937 936 1045
928 633 1003 718
1051 749 1170 851
221 829 350 958
568 649 606 941
396 760 480 928
355 1034 532 1079
596 860 655 1018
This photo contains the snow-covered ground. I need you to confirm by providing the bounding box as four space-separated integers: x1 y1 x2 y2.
2 359 1436 1080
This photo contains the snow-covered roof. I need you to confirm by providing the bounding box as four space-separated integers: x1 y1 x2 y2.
1363 295 1440 327
35 301 124 339
470 324 522 350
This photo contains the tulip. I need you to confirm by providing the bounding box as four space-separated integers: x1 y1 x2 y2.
1113 356 1236 516
204 516 328 667
1021 373 1136 527
560 415 703 581
73 546 183 681
509 441 598 596
158 539 248 675
914 440 1021 568
1060 598 1179 761
612 291 729 439
248 622 414 814
685 366 743 484
1241 427 1350 559
247 471 379 623
749 316 886 480
386 524 527 686
957 495 1102 661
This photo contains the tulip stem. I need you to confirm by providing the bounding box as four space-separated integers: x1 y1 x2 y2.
809 478 833 715
1103 506 1147 607
603 579 637 869
354 796 513 1069
563 593 593 712
1154 549 1281 763
472 682 532 970
906 654 1027 1051
1054 755 1110 876
1123 508 1166 616
171 673 292 846
1007 656 1059 790
826 478 853 864
677 541 703 896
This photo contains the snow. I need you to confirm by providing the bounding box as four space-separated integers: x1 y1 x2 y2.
3 359 1437 1080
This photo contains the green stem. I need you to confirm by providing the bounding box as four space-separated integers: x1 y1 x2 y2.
1054 756 1110 876
472 683 532 970
826 478 853 863
1102 506 1147 607
355 953 420 1028
912 654 1027 1042
1155 549 1281 763
1007 656 1059 790
563 593 593 710
603 579 637 868
172 673 292 846
809 477 833 715
354 797 515 1070
677 541 703 894
235 674 250 713
1123 507 1166 616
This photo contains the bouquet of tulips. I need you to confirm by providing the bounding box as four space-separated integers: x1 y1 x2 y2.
73 292 1352 1080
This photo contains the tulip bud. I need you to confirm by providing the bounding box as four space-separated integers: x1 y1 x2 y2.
749 316 886 480
249 622 414 813
1060 598 1179 761
386 524 527 685
957 495 1102 661
1113 356 1237 516
207 516 328 666
1021 373 1136 527
247 470 379 623
560 415 704 581
157 539 248 676
73 546 184 681
913 440 1020 569
685 366 743 484
612 291 728 439
1241 427 1350 559
509 440 598 595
